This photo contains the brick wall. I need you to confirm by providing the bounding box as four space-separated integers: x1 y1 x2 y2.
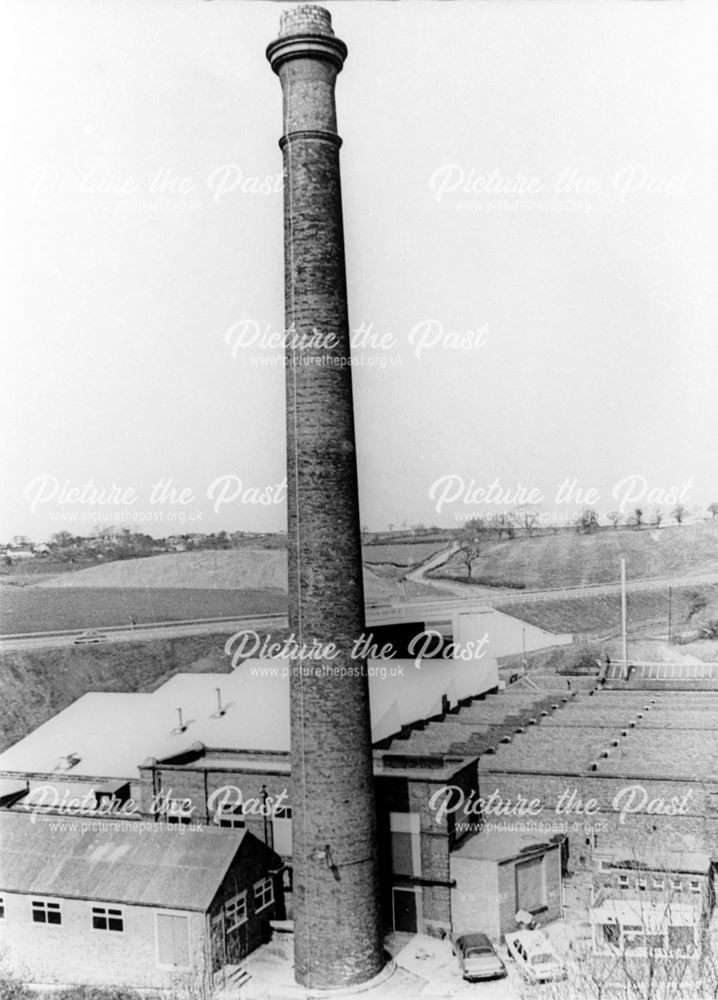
208 836 284 969
480 769 716 866
267 8 383 986
0 893 208 995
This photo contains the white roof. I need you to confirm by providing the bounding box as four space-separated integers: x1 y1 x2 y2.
0 650 498 780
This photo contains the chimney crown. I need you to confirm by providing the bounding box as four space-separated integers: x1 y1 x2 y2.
279 5 334 39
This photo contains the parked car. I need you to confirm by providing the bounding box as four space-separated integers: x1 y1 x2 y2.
504 929 566 983
451 932 507 981
73 629 107 645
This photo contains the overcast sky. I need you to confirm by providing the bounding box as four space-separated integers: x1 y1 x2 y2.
1 0 717 541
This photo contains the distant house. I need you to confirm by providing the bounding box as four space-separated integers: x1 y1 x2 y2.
0 812 284 996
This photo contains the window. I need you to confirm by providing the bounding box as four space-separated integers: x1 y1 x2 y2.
622 925 644 950
689 880 701 894
636 877 647 891
600 923 620 947
618 874 630 889
32 900 62 925
652 877 665 892
155 913 190 968
225 892 247 931
643 934 664 951
217 803 245 830
0 897 4 918
389 812 421 877
164 799 193 826
92 906 124 932
254 878 274 912
671 878 682 893
668 925 696 954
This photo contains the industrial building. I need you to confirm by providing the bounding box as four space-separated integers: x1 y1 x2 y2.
0 812 283 995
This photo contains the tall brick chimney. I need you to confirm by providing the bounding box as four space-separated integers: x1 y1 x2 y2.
266 5 384 990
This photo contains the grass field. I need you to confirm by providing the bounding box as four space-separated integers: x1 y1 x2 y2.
430 522 718 589
0 587 288 635
499 584 718 636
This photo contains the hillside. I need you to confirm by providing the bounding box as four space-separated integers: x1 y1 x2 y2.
0 632 243 753
432 522 718 589
33 548 395 598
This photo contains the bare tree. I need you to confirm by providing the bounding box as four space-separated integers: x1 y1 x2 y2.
672 504 686 525
456 518 484 580
607 511 622 529
516 504 541 537
653 508 663 528
708 502 718 521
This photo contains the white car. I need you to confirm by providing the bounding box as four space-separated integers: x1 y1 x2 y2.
504 929 566 983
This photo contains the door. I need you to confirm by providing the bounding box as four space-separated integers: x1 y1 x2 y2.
392 886 420 932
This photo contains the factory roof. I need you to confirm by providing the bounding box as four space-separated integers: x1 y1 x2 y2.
480 687 718 781
452 828 562 864
0 811 257 911
0 647 499 780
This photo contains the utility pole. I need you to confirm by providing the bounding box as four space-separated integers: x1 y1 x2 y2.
621 558 628 680
668 586 672 644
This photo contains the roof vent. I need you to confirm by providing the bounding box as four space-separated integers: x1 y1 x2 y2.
173 708 188 734
57 752 81 770
211 687 226 719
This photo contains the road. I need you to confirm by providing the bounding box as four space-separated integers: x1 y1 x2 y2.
1 546 715 652
0 614 288 653
407 546 718 605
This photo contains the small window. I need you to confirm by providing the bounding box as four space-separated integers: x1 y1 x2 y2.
217 803 246 830
254 877 274 912
32 900 61 925
164 799 193 826
671 878 682 893
225 892 247 931
92 906 124 932
637 878 647 891
273 805 292 820
618 874 630 889
0 897 4 918
600 923 619 947
689 880 701 894
652 877 665 892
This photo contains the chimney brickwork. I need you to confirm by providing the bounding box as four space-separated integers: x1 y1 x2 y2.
267 6 384 989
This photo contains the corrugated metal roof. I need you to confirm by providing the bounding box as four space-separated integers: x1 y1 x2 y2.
0 812 248 911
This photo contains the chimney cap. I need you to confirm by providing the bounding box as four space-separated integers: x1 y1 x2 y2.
279 5 334 39
267 6 347 74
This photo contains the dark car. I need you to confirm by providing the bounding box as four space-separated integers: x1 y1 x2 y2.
73 629 107 645
452 932 507 981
